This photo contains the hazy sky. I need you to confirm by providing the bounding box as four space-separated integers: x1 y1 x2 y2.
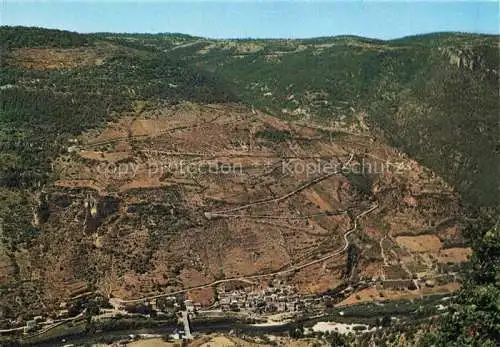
1 1 498 39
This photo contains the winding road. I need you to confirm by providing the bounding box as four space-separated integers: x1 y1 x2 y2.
111 203 377 305
205 153 355 218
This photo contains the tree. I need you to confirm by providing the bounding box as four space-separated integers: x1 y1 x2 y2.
325 331 348 347
430 222 500 346
381 315 392 327
289 322 304 338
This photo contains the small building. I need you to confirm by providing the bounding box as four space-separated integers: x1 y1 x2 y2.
24 320 37 333
57 309 69 318
184 300 195 313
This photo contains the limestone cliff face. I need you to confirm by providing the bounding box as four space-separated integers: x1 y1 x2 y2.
443 48 478 70
440 46 498 75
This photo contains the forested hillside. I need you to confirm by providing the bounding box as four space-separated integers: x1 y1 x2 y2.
170 33 499 212
0 26 235 248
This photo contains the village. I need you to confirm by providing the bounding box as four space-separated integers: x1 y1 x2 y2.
0 261 461 346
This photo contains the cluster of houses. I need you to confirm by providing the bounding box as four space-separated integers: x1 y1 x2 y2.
216 284 324 314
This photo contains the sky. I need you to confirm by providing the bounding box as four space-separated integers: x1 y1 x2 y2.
1 1 498 39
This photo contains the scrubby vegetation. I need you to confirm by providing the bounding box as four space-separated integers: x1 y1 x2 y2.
0 26 89 48
255 128 292 143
